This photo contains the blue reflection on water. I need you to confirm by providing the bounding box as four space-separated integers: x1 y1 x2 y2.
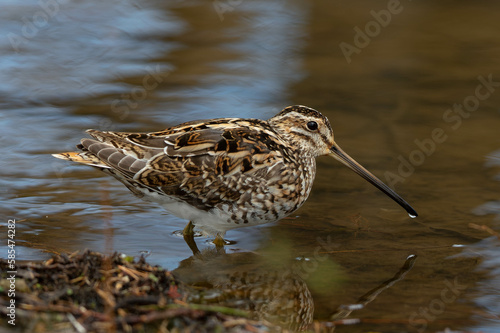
0 0 308 268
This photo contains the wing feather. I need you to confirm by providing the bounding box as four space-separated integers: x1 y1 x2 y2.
56 118 290 210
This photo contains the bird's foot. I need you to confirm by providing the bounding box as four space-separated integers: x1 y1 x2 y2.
213 234 226 250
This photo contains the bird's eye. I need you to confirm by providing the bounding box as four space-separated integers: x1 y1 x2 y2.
306 121 318 131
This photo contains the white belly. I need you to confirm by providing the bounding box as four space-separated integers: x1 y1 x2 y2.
139 190 282 236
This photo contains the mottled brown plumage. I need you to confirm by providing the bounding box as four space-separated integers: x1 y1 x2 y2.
53 105 417 239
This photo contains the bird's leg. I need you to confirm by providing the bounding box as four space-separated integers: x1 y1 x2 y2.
183 221 200 255
183 221 194 236
213 234 225 250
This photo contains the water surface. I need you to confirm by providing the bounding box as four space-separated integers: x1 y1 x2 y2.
1 1 500 331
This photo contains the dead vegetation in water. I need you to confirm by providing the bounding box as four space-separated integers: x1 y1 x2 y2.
0 250 279 333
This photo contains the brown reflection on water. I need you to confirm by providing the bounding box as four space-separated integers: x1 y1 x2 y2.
173 250 315 331
277 1 500 331
172 246 417 330
1 0 500 331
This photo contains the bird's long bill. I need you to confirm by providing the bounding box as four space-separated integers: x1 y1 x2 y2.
329 143 418 218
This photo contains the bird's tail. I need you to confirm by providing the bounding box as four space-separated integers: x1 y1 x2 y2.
52 151 111 169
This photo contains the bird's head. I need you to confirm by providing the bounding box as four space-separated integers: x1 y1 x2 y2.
269 105 418 218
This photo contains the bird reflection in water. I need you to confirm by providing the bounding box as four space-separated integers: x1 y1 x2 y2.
174 250 314 331
172 250 417 331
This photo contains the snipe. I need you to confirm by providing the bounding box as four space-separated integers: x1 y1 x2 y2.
53 105 417 249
